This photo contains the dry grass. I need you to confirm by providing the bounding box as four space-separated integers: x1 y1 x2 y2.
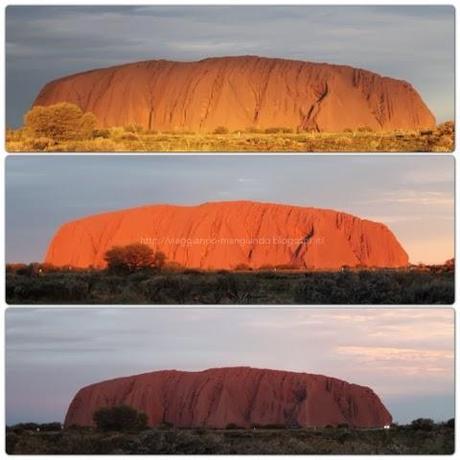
6 122 454 152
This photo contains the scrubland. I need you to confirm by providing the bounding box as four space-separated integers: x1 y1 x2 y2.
7 123 455 152
6 264 454 304
6 103 454 152
6 421 454 455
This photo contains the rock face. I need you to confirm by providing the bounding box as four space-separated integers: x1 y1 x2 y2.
44 201 408 270
34 56 435 132
64 367 392 429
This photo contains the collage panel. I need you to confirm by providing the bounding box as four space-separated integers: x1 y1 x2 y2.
2 2 457 458
5 5 455 153
5 155 454 305
5 307 455 455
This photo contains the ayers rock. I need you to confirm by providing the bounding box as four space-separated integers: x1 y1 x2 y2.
33 55 435 132
45 201 409 270
64 367 392 429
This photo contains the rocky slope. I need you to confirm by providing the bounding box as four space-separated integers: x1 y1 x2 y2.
64 367 392 429
33 56 435 132
44 200 409 270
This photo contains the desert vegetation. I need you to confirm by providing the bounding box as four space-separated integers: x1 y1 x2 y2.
6 416 455 454
93 406 148 433
6 103 454 152
6 255 454 304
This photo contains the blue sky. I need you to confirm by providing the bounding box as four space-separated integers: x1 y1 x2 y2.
6 308 454 425
6 5 455 127
6 155 454 265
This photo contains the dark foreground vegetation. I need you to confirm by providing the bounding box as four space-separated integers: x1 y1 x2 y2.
6 419 455 454
6 102 455 152
6 263 454 304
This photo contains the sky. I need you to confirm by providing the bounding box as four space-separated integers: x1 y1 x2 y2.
5 308 454 425
5 155 454 265
5 5 455 127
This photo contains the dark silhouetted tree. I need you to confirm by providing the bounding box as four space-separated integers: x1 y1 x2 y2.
93 405 148 432
411 418 435 431
104 243 167 273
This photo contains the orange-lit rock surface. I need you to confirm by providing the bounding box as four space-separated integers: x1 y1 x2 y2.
34 56 435 132
64 367 392 429
44 201 409 270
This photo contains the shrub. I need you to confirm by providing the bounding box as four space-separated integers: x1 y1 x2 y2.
213 126 229 134
93 405 148 432
38 422 62 432
226 423 244 430
436 121 454 136
356 126 373 133
337 423 350 430
24 103 97 141
265 127 289 134
420 129 434 136
436 134 453 151
31 136 54 150
124 124 144 134
120 132 139 141
93 128 111 138
410 418 434 431
104 243 158 273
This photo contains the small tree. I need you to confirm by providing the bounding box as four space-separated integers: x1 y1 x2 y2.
24 102 97 141
410 418 435 431
104 246 127 273
104 243 167 273
79 112 98 138
123 243 156 271
93 405 148 432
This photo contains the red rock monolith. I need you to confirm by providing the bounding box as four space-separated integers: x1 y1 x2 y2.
64 367 392 429
34 56 435 132
44 200 409 270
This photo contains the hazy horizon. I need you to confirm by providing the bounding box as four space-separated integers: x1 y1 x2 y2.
6 5 455 127
6 308 454 425
6 156 454 265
